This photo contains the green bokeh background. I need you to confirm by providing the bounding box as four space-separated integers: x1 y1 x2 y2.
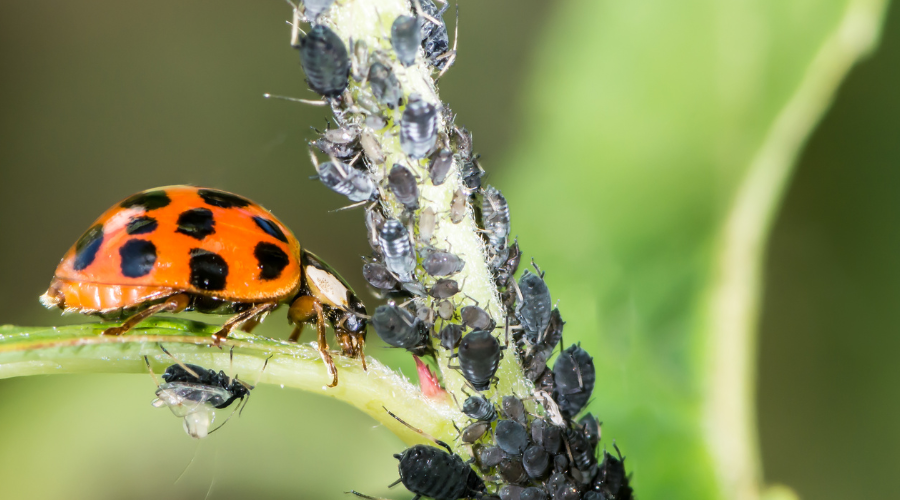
0 1 895 499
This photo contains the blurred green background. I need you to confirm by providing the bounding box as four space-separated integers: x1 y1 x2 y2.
0 0 896 499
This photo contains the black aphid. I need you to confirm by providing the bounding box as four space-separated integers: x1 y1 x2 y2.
379 219 416 282
495 239 521 288
460 159 484 190
461 420 491 444
394 444 486 500
423 250 465 276
429 148 454 185
579 413 601 448
499 485 525 500
371 304 429 355
524 308 563 382
530 418 562 454
564 425 596 471
450 188 467 223
481 185 510 252
552 344 596 418
401 94 438 159
391 15 421 67
303 0 335 22
460 305 495 331
462 394 497 421
429 278 459 299
388 164 420 210
368 61 403 108
498 458 528 484
495 419 529 455
592 446 633 500
501 395 526 425
520 487 549 500
315 159 376 203
439 323 463 350
362 262 397 290
522 445 550 479
478 445 504 468
456 330 501 391
297 25 350 98
419 0 451 68
516 270 552 344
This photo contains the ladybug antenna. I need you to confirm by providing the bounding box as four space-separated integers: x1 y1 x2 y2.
382 406 452 453
158 343 199 379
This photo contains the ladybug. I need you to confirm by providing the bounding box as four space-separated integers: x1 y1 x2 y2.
40 186 367 387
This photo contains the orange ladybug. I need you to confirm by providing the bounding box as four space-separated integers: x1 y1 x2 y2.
41 186 367 387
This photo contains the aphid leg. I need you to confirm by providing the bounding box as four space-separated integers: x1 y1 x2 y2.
288 0 303 47
158 344 199 379
346 491 391 500
531 258 545 278
434 5 459 82
382 406 453 453
263 93 328 106
143 355 160 387
102 293 190 336
212 302 277 346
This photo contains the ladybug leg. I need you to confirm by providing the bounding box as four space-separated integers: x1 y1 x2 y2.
288 296 338 387
336 330 367 371
102 293 190 336
212 302 277 346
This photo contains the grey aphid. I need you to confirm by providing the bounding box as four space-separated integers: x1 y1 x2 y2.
522 446 550 479
501 395 526 425
315 159 376 202
298 25 350 98
478 445 504 468
499 485 524 500
450 187 467 223
371 304 428 354
498 459 528 485
422 250 465 276
495 420 529 455
350 38 369 82
303 0 335 22
520 487 549 500
360 128 385 164
462 394 496 421
429 148 454 185
388 164 419 211
461 158 484 190
378 219 416 282
429 278 459 299
368 62 402 109
461 305 495 331
419 206 436 243
401 94 438 159
439 323 462 350
461 420 491 444
516 270 552 344
365 206 385 256
456 330 501 391
419 0 451 68
363 262 397 290
481 185 510 251
391 15 422 67
436 299 455 320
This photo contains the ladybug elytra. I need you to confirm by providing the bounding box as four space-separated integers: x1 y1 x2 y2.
41 185 366 387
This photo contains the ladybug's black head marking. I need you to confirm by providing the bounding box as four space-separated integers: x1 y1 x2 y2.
198 189 250 209
73 224 104 271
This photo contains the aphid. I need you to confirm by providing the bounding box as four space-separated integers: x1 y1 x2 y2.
360 128 386 164
481 185 510 251
439 323 462 350
322 125 358 145
429 148 454 185
520 488 549 500
579 413 601 448
552 344 596 418
151 362 252 439
350 38 369 82
315 125 359 160
551 481 580 500
524 308 564 382
516 270 552 344
368 62 402 109
498 458 528 484
303 0 335 22
429 278 460 299
450 188 467 223
371 303 429 355
419 0 451 68
365 206 386 256
401 94 438 159
564 426 596 471
494 239 521 288
437 299 455 320
388 164 420 211
391 15 421 67
423 250 465 277
495 419 529 455
455 330 501 391
460 159 484 190
362 262 397 290
41 186 366 387
460 420 491 444
297 25 350 98
394 444 486 500
592 446 632 500
477 445 504 468
378 219 416 282
522 445 550 479
499 485 525 500
462 394 496 421
419 206 437 243
553 454 568 474
460 305 495 331
531 418 562 454
312 154 377 203
501 395 526 425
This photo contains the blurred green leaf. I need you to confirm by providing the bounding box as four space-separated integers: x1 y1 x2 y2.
500 0 888 498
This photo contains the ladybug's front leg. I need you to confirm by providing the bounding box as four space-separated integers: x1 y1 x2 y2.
288 296 338 387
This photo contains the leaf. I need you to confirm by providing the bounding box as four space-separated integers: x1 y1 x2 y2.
499 0 888 498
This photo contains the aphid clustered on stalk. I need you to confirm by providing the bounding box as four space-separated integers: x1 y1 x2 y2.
287 1 634 499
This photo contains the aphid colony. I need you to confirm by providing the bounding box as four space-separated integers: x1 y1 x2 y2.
287 1 635 498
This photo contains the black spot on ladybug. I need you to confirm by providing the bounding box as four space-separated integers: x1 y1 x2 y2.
73 224 104 271
120 190 171 211
119 239 157 278
255 242 289 281
198 189 250 209
176 208 215 240
125 215 158 235
189 249 229 291
253 216 288 243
